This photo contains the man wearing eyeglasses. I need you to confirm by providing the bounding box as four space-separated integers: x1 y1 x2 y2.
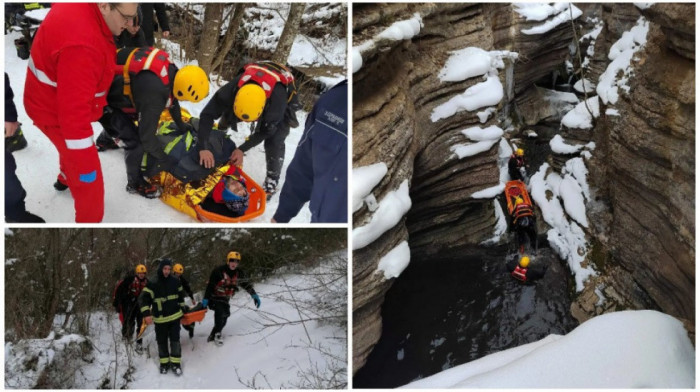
24 3 138 222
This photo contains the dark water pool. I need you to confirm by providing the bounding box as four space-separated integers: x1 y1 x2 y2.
354 246 578 388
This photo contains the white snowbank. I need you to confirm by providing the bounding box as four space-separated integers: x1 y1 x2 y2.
543 89 579 104
561 95 600 129
451 139 499 159
573 78 596 93
550 135 595 155
376 241 411 279
352 162 388 212
431 76 504 122
530 163 595 290
597 17 649 105
563 157 590 201
437 47 494 82
559 176 588 228
470 183 504 199
353 180 412 250
376 14 422 41
353 13 422 74
402 310 695 388
460 125 504 141
517 3 583 35
513 3 561 21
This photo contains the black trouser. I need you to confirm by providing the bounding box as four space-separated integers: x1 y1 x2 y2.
5 151 28 222
98 107 145 187
209 298 231 337
263 123 290 185
181 323 194 335
155 320 181 366
516 226 537 252
121 300 143 344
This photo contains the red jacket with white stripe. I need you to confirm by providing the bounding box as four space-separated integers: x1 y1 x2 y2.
24 3 116 141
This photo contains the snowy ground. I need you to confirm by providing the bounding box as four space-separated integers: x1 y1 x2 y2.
5 255 347 389
5 23 347 222
401 310 694 388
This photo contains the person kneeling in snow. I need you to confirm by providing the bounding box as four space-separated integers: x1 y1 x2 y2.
139 258 186 375
507 256 547 283
202 251 260 345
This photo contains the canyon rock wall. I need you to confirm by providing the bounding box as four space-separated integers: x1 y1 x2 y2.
572 4 695 338
352 3 577 372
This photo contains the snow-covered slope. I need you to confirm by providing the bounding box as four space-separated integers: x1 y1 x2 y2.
5 255 347 389
402 310 694 388
4 27 328 223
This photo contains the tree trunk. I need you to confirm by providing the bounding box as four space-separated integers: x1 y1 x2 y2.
212 3 251 73
197 3 224 74
272 3 305 64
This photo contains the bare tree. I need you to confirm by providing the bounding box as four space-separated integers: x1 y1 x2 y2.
272 3 305 64
197 3 225 74
212 3 252 76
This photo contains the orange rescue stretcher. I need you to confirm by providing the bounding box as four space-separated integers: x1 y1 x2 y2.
505 180 533 215
181 309 207 326
153 164 266 223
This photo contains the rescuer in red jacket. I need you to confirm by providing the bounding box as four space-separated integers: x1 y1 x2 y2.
23 3 138 222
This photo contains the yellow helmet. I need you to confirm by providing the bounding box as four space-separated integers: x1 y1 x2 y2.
135 264 147 274
173 263 184 274
516 148 524 157
519 256 530 268
173 65 209 103
227 251 241 262
233 84 266 122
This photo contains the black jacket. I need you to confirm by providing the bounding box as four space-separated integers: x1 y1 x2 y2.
178 274 194 300
204 265 256 301
140 3 170 46
115 29 147 48
107 58 186 161
114 273 149 307
139 262 186 323
199 77 290 153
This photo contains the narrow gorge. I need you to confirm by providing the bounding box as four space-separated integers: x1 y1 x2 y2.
352 3 694 384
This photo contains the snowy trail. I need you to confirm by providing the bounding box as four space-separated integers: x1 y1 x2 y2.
128 273 341 389
5 31 312 223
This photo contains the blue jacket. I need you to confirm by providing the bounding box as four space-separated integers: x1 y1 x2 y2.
273 80 348 223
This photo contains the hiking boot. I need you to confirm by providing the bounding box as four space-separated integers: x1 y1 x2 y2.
159 363 169 374
126 182 162 199
188 329 194 339
263 178 278 201
54 179 69 191
171 364 182 376
207 334 215 343
214 332 223 346
134 342 143 354
5 130 27 152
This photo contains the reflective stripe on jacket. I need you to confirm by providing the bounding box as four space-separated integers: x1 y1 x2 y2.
24 3 115 143
139 276 185 323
